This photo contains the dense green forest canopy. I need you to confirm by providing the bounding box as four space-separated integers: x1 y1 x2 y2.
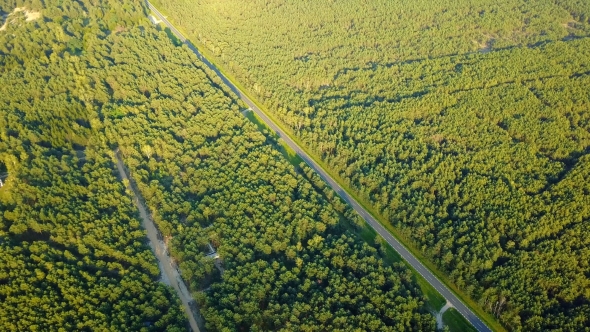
98 18 435 331
1 0 437 330
0 0 187 330
152 0 590 330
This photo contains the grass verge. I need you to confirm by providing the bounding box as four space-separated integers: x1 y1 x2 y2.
244 105 447 313
445 308 478 332
243 110 304 166
206 49 505 330
147 2 505 331
243 106 446 312
353 218 447 311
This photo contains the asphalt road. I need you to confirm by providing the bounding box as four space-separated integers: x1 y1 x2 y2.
146 2 493 331
115 150 203 332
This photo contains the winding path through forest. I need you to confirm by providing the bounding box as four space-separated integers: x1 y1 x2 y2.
114 149 203 332
146 2 493 331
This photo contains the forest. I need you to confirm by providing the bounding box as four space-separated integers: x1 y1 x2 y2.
150 0 590 330
0 0 186 330
1 0 437 330
99 19 435 332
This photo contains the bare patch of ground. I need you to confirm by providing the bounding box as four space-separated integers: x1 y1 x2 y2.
561 19 582 41
25 10 41 22
113 25 126 34
0 7 41 32
472 34 495 53
0 12 9 31
562 18 578 29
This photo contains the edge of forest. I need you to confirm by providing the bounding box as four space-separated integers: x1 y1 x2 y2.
148 2 505 331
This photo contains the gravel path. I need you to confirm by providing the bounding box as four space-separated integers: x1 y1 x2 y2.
115 149 203 332
437 301 454 329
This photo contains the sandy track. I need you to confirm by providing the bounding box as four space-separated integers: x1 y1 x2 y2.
114 149 203 332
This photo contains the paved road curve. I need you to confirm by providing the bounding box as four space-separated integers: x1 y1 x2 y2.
146 2 493 331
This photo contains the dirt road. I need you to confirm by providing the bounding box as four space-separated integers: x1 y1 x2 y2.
114 150 203 332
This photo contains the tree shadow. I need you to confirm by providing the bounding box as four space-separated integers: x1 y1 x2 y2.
157 25 182 46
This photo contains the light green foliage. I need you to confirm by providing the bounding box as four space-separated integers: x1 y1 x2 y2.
152 0 590 330
1 0 437 330
0 0 188 330
99 24 435 330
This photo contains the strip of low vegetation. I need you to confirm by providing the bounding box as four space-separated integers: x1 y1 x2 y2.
150 0 590 330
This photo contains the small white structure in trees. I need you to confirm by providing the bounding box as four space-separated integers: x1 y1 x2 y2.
148 14 162 25
205 243 219 259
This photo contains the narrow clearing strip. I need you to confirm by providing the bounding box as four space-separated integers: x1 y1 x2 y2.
114 149 203 332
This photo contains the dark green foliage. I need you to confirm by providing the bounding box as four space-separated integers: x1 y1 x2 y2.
1 0 436 330
0 0 187 330
95 22 435 330
204 235 432 331
151 0 590 330
0 149 185 331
